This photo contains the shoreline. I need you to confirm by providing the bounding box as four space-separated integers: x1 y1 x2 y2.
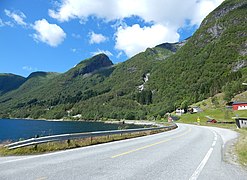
1 117 163 127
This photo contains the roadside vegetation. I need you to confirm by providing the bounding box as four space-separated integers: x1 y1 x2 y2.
235 128 247 166
0 133 148 156
0 134 139 156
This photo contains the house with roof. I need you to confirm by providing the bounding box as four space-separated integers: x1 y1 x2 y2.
176 108 185 116
232 102 247 110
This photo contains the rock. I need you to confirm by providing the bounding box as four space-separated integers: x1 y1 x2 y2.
207 23 225 38
232 60 247 72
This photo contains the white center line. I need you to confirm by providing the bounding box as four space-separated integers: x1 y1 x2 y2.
212 140 217 147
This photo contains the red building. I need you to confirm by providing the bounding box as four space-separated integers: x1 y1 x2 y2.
232 102 247 111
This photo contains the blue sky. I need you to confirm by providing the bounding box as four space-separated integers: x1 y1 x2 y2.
0 0 224 77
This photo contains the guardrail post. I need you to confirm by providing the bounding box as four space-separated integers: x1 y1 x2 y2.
67 139 71 147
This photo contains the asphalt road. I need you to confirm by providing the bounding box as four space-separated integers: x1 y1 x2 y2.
0 123 246 180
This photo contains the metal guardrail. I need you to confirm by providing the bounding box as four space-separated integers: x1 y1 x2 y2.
5 123 177 150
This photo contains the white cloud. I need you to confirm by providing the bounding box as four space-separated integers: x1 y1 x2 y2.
49 0 224 56
0 19 4 27
89 32 107 44
72 33 82 39
91 49 113 57
22 66 38 72
32 19 66 47
71 48 77 53
49 0 223 26
5 21 14 27
0 18 14 27
111 19 127 30
116 51 123 59
192 0 223 25
4 9 27 26
115 24 179 57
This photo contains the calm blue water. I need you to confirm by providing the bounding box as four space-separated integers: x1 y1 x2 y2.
0 119 142 143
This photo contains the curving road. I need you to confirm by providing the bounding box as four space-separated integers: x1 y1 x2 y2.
0 123 246 180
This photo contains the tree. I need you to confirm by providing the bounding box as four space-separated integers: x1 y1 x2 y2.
181 100 189 112
136 90 152 105
211 97 219 107
156 115 161 121
124 112 135 120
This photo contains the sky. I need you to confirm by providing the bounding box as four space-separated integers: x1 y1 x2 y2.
0 0 224 77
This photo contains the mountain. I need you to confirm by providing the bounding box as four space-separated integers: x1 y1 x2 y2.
0 0 246 120
148 0 247 112
0 73 25 95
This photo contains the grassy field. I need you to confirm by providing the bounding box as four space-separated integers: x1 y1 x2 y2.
178 108 236 129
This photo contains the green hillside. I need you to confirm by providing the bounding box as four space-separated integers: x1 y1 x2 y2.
0 0 246 120
0 74 25 95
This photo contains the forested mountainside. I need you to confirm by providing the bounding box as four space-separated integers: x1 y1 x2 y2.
0 0 246 120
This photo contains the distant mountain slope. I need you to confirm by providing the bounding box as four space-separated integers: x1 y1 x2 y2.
0 54 117 118
0 0 246 120
0 74 25 95
15 71 59 95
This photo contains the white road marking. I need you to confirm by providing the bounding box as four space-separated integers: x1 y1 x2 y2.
212 140 217 147
189 130 218 180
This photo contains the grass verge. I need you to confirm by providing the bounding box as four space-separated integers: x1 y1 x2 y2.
235 128 247 166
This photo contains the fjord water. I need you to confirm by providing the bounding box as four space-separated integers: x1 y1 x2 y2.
0 118 142 143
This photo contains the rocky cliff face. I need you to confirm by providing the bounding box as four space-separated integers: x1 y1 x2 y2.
205 0 246 24
199 0 246 43
155 40 187 53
